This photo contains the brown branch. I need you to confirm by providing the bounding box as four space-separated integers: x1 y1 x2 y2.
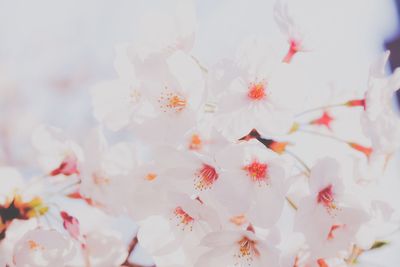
121 236 155 267
122 235 138 265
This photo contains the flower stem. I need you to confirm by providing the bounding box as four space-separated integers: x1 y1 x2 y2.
297 129 348 144
190 55 208 74
285 196 298 211
121 236 156 267
285 149 311 175
121 236 144 267
295 103 346 117
83 246 91 267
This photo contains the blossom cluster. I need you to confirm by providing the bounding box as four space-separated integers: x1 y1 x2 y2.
1 0 400 267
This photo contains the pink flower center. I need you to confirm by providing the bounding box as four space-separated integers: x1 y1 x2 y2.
28 240 44 251
235 236 260 261
195 164 219 191
50 155 79 176
243 160 268 183
188 134 202 151
173 206 194 231
247 82 266 101
92 173 110 185
317 185 336 210
158 89 187 113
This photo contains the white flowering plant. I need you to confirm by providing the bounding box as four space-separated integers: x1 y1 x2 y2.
1 1 400 267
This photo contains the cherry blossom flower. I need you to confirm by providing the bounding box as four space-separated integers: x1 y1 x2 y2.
356 201 396 250
196 226 280 267
361 51 400 155
294 158 369 259
130 0 196 60
212 37 309 139
137 193 219 258
83 230 128 267
78 128 137 212
211 144 288 228
122 146 196 221
2 1 400 266
91 0 203 140
90 44 147 131
183 119 230 155
92 45 205 146
274 0 311 63
13 228 75 267
141 145 221 196
32 125 82 177
132 50 206 146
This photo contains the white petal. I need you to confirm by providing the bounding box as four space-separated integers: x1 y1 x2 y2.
200 231 241 247
167 51 205 102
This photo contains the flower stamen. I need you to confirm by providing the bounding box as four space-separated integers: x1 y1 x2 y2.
243 160 268 185
195 164 219 191
189 134 202 151
158 89 187 113
173 206 194 231
248 82 266 101
317 185 338 213
234 236 260 263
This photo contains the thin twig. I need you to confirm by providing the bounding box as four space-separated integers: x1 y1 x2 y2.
285 196 298 211
297 129 348 144
190 55 208 74
285 149 311 175
295 103 346 117
83 246 91 267
121 236 156 267
123 235 139 263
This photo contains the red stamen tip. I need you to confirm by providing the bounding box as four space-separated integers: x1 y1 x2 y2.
346 99 366 110
348 142 372 158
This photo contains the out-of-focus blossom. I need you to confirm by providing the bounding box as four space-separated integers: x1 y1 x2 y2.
274 0 313 63
79 128 136 212
361 51 400 155
32 125 83 177
83 230 128 267
13 228 75 267
196 226 280 267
